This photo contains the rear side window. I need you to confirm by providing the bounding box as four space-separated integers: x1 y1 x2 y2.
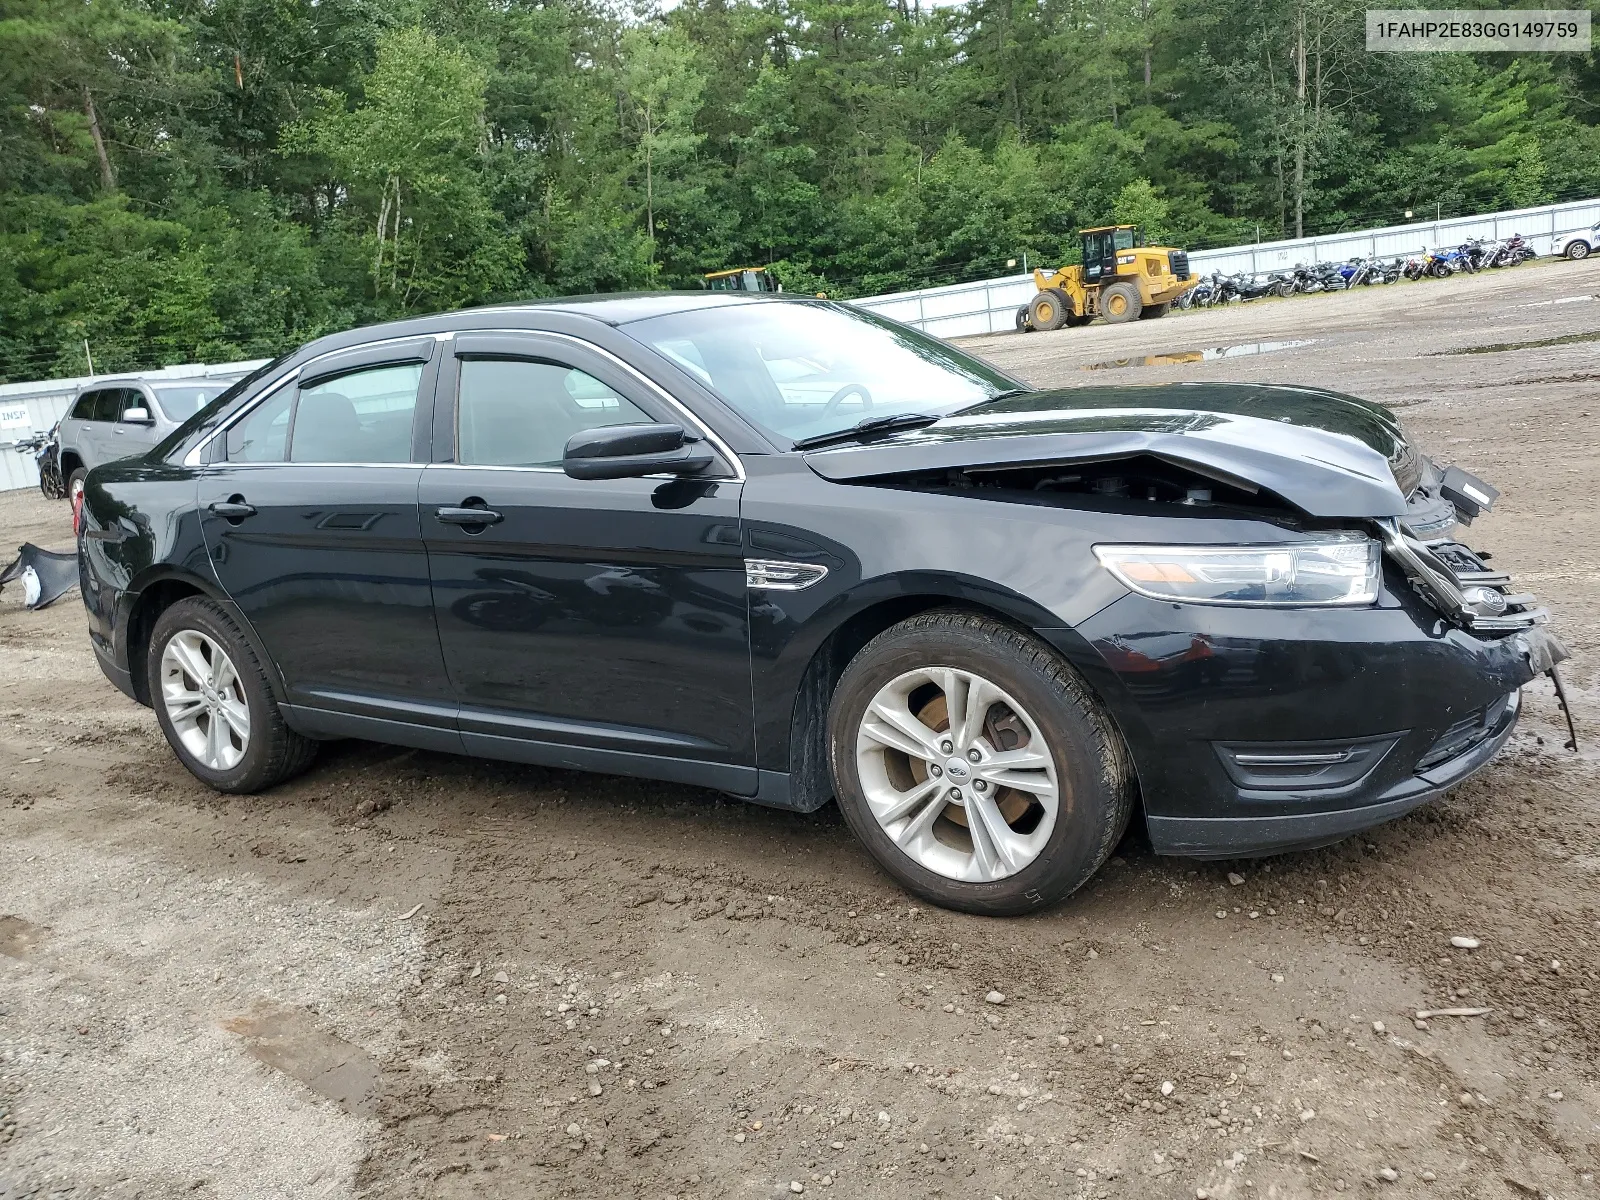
456 359 649 468
221 362 423 464
289 363 422 463
226 387 292 462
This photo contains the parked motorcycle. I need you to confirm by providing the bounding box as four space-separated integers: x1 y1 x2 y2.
1501 233 1535 264
7 423 66 499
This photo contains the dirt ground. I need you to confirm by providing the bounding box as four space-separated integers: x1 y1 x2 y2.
2 258 1598 1200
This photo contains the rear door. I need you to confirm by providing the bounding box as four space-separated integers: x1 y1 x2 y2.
68 388 117 468
197 339 458 745
418 332 755 790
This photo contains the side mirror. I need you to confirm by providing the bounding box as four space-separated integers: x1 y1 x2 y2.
562 423 714 481
121 407 153 425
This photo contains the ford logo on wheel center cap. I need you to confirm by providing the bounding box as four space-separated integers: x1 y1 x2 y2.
944 757 971 781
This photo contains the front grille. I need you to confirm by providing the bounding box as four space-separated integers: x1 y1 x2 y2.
1416 693 1513 771
1378 520 1550 633
1169 251 1191 281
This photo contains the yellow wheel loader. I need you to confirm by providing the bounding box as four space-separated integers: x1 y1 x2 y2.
702 267 781 292
1020 226 1197 331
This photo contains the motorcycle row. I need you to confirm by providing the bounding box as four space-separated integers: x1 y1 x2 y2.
1176 233 1537 309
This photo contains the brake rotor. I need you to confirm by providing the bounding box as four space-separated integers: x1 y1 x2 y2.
910 693 1032 828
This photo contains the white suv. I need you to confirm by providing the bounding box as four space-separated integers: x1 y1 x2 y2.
1552 221 1598 261
57 377 238 502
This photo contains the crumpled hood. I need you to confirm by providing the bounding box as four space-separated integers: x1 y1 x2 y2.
801 382 1421 518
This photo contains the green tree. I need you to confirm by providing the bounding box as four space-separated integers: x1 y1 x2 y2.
282 25 517 308
620 25 708 253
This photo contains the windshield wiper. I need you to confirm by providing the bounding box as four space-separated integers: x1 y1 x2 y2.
791 412 943 451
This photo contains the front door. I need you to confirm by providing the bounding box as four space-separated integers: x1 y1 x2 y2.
1083 231 1117 283
197 341 456 741
105 387 163 462
418 333 755 792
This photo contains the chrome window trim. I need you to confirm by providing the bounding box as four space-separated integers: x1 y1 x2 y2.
183 332 452 467
424 463 565 474
178 460 425 470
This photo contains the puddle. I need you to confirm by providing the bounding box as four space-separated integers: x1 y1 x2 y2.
0 914 47 960
1082 339 1317 370
1510 294 1599 308
223 1003 381 1116
1431 329 1600 355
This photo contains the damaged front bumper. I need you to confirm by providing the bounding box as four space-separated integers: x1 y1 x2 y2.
1060 525 1570 859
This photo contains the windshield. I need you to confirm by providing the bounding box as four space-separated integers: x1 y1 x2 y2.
152 384 232 421
623 302 1018 444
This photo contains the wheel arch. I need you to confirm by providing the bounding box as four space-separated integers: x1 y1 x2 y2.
122 567 287 707
60 448 85 476
778 582 1142 814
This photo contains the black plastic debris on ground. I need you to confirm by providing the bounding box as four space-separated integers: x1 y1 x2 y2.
0 543 79 610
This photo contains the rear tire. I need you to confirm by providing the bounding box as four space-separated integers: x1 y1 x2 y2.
1014 305 1032 333
1569 241 1591 261
827 610 1134 916
148 596 318 794
1099 281 1142 323
1027 289 1071 332
1138 302 1170 319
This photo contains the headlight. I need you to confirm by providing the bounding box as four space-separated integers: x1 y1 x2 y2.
1094 534 1380 607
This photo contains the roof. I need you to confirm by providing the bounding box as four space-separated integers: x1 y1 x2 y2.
702 267 772 279
276 291 814 370
71 374 250 393
1079 224 1138 233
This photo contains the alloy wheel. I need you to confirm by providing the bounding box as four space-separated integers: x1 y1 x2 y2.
854 666 1059 883
160 629 250 771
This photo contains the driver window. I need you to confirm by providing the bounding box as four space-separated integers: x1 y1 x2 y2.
456 358 650 468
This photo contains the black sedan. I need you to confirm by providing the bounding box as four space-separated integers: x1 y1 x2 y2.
77 294 1568 915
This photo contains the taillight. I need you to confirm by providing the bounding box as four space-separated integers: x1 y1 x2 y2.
73 487 86 536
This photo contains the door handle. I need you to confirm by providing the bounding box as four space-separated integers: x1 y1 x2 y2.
209 500 257 521
436 505 503 527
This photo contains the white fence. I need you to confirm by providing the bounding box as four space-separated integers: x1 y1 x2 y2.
0 360 265 492
853 196 1600 340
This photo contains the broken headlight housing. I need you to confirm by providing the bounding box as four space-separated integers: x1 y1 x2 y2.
1094 533 1380 607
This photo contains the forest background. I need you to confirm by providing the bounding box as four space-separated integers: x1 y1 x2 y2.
1 0 1596 379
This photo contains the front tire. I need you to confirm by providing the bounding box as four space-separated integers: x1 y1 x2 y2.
1099 281 1142 323
67 467 87 506
827 611 1134 916
1138 301 1170 319
148 596 318 794
1027 289 1071 331
1569 241 1591 261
